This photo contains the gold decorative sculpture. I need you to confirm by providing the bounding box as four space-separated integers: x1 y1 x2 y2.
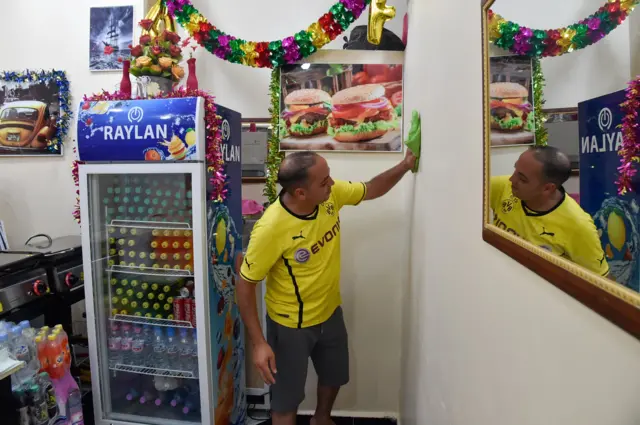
142 0 177 37
368 0 396 45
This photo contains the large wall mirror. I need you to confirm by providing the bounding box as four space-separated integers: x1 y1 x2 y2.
482 0 640 338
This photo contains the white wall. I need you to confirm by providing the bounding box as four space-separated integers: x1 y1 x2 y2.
401 1 640 425
2 0 409 415
0 0 147 248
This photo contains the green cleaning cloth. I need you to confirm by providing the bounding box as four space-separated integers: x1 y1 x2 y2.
404 110 421 173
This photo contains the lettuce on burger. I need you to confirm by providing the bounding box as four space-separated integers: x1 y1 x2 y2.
490 82 532 132
328 84 398 143
282 89 332 137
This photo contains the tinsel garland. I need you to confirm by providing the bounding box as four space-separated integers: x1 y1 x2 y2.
0 70 72 153
616 76 640 194
532 57 548 146
489 0 639 57
71 88 226 223
264 67 285 204
165 0 370 68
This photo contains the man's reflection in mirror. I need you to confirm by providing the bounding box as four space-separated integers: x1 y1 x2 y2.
491 146 609 277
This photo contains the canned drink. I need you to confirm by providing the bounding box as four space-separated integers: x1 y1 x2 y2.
188 298 196 328
173 297 186 321
183 297 192 325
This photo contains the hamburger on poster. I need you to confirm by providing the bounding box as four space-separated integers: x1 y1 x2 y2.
328 84 398 143
489 82 532 132
282 89 332 138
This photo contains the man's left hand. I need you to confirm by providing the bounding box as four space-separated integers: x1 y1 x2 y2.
403 148 417 172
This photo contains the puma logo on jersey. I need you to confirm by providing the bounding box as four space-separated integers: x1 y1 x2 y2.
292 231 305 240
244 257 254 270
540 227 555 237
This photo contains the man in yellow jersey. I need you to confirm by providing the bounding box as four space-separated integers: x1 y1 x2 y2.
491 145 608 276
237 149 416 425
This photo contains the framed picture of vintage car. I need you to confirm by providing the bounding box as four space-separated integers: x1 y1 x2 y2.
482 0 640 339
0 72 66 156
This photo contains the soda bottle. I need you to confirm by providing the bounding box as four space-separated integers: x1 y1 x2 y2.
45 334 65 380
130 326 145 367
35 336 49 373
29 384 50 425
13 387 31 425
53 325 71 369
0 332 12 362
139 389 157 405
170 386 188 408
120 324 133 365
152 327 167 369
126 388 140 402
178 329 192 372
108 323 122 368
38 372 59 419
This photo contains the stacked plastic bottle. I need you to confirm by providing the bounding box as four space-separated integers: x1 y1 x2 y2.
108 323 198 375
0 320 85 425
121 376 201 415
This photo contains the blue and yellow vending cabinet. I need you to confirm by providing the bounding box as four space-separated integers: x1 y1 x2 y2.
579 90 640 291
77 97 245 425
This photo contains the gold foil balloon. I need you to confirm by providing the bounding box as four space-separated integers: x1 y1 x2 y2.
368 0 396 45
607 211 626 251
143 0 176 38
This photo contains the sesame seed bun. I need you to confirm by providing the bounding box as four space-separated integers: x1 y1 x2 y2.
490 82 528 99
284 89 331 106
332 84 386 105
333 129 388 143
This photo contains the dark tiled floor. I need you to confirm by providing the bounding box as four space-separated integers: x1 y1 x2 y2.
251 415 396 425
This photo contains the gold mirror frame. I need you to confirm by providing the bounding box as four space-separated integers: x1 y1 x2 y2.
481 0 640 338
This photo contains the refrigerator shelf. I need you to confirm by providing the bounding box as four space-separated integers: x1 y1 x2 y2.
108 219 192 230
110 363 197 379
111 314 194 329
108 264 194 278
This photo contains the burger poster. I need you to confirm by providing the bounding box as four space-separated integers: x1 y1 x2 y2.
279 63 403 152
489 56 536 147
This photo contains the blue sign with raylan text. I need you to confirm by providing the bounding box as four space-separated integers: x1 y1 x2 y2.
76 97 205 162
579 90 640 291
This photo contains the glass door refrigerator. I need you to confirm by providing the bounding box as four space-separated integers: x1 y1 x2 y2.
77 97 246 425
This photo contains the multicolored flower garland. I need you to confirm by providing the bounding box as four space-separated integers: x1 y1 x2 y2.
71 88 226 223
489 0 639 57
0 70 71 153
165 0 370 68
264 68 285 203
532 58 548 146
616 76 640 195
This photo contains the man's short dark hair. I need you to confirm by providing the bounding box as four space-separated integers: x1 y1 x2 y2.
277 151 319 195
529 145 571 188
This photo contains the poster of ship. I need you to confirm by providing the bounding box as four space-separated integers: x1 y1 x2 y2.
89 6 134 71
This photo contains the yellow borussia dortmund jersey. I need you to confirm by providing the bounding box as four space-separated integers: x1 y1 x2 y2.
240 180 367 328
490 176 609 276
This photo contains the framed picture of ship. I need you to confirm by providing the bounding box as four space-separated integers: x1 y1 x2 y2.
89 6 135 72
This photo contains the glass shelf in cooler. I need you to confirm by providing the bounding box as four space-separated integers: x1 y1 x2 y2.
107 265 194 278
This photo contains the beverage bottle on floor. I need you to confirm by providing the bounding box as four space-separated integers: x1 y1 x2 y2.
165 328 179 370
120 324 133 365
29 384 50 425
130 326 145 367
152 327 167 369
45 334 65 380
38 372 59 419
67 387 85 425
13 387 31 425
108 324 122 367
53 325 71 369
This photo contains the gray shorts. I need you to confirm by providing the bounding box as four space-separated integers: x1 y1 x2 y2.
266 306 349 413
